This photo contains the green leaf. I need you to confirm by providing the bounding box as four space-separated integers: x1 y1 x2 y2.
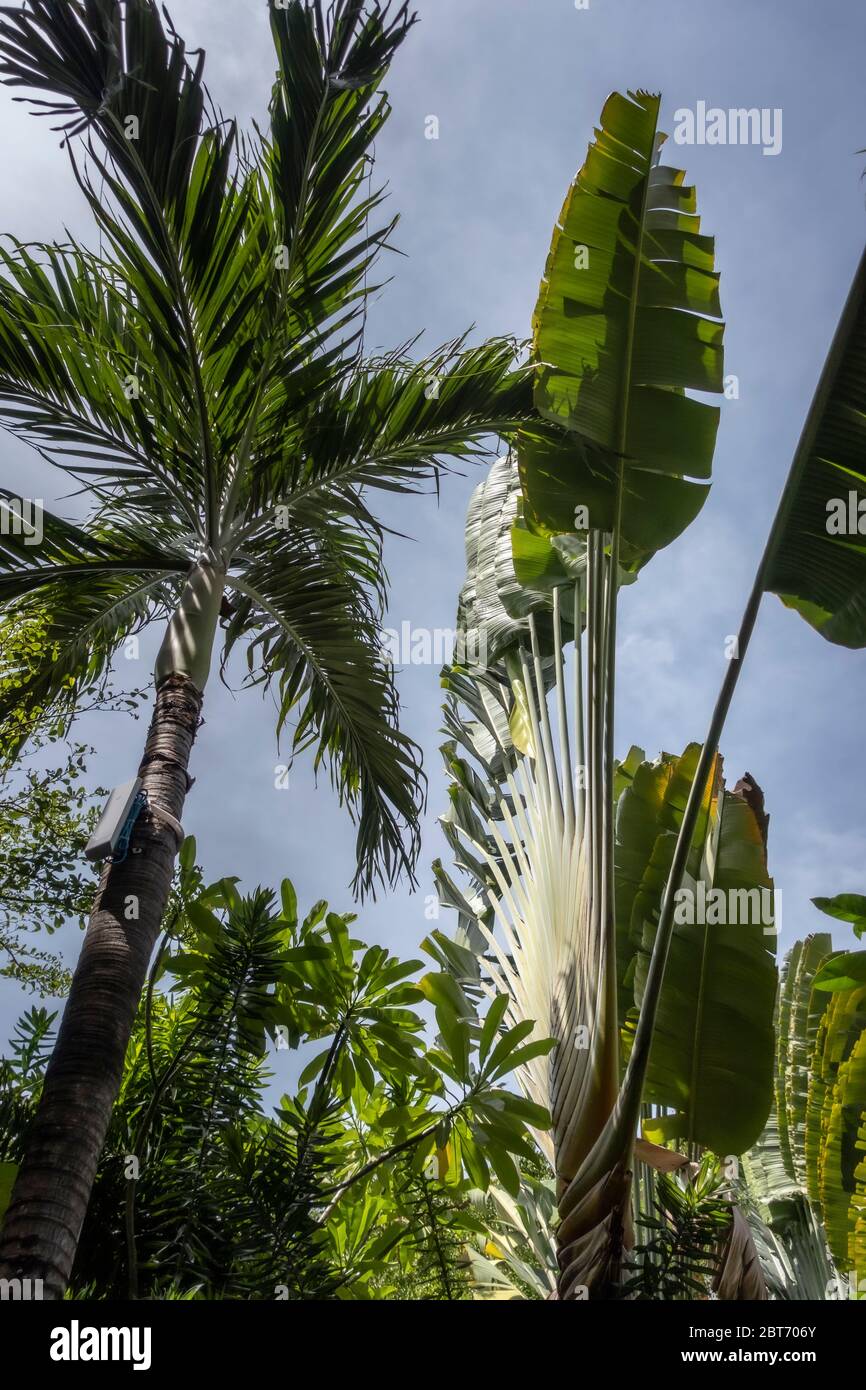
491 1093 552 1130
519 90 724 574
418 971 472 1019
764 246 866 647
813 894 866 935
437 1014 471 1082
804 979 866 1268
770 934 834 1191
452 452 560 676
279 879 298 928
461 1134 491 1191
479 993 510 1067
812 951 866 993
490 1037 556 1080
186 901 223 943
624 748 777 1154
298 1047 332 1087
485 1144 521 1199
483 1018 537 1080
178 834 197 875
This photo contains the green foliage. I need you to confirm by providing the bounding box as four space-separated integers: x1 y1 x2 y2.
377 1161 472 1301
0 867 551 1299
0 1006 56 1218
0 0 533 895
618 746 778 1155
813 951 866 993
622 1157 731 1301
0 750 98 993
464 1160 558 1300
763 246 866 647
805 971 866 1274
744 911 866 1290
0 609 146 992
518 89 724 576
811 894 866 936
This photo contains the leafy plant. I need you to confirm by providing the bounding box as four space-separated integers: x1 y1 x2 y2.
743 905 866 1296
436 81 866 1299
0 609 146 993
464 1165 558 1300
0 862 552 1299
0 1007 56 1225
595 133 866 1307
619 749 777 1155
622 1156 733 1301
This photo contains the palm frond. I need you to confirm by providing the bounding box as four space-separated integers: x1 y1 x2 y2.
266 0 415 349
243 336 532 530
225 533 424 896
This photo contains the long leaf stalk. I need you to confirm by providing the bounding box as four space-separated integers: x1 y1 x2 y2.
573 576 586 838
498 554 621 1183
552 585 575 839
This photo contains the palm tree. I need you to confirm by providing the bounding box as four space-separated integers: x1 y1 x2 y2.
0 0 531 1296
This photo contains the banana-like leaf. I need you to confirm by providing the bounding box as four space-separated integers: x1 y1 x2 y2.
813 950 866 992
518 89 724 572
775 934 835 1188
714 1205 768 1301
744 1192 838 1301
746 929 865 1293
438 590 611 1181
764 246 866 647
449 452 571 764
455 453 575 676
621 749 777 1155
812 893 866 934
614 742 715 1024
437 686 599 1176
741 934 835 1308
439 664 520 785
805 979 866 1271
458 455 555 661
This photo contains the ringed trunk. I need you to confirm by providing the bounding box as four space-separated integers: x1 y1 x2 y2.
0 558 224 1297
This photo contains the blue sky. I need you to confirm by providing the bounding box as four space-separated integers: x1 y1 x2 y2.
2 0 866 1063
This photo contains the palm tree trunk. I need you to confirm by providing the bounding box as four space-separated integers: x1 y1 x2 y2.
0 672 203 1298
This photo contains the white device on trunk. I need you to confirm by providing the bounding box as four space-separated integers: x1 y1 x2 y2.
85 778 144 862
